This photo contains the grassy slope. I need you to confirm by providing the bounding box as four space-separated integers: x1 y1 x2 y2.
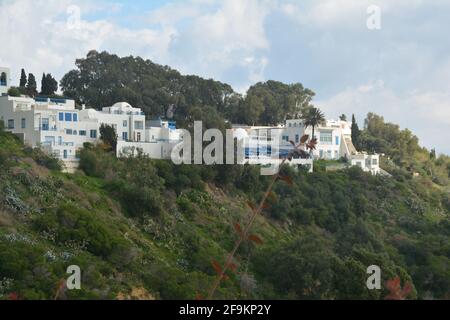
0 131 449 300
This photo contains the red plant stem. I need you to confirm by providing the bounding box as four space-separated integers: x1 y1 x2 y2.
207 159 287 300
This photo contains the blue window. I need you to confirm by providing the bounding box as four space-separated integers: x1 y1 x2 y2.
63 150 68 159
42 118 49 131
79 130 86 136
65 113 72 121
21 118 26 129
66 129 73 135
90 130 97 139
73 113 78 122
122 132 128 141
7 119 14 129
123 120 128 127
335 136 340 145
295 134 300 143
59 113 64 121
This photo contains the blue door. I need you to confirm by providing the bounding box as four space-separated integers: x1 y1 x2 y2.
63 150 68 159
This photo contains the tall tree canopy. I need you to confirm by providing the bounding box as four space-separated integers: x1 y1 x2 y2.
20 69 27 88
231 80 315 126
60 50 237 127
60 51 314 128
40 73 58 96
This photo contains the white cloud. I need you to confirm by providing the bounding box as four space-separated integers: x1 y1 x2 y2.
0 0 173 87
1 0 273 93
316 80 450 154
153 0 274 91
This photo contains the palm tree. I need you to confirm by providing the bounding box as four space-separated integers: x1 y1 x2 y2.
301 107 325 140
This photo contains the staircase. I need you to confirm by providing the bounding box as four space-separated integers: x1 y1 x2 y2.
344 136 358 156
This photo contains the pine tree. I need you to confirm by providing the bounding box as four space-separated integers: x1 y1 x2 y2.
20 69 27 87
26 73 37 97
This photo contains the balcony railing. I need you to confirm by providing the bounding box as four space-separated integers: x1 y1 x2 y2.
35 126 57 132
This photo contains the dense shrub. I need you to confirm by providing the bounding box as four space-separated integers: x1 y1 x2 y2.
34 204 126 258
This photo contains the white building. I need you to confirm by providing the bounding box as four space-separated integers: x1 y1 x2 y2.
232 124 314 172
0 93 182 171
0 67 11 96
232 118 381 175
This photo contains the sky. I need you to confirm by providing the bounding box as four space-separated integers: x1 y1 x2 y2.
1 0 449 154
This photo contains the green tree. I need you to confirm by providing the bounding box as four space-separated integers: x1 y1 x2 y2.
351 114 361 148
99 124 118 152
40 73 47 95
60 50 235 123
41 73 58 96
430 148 436 160
7 87 21 97
19 69 27 87
26 73 37 97
339 114 347 121
302 107 325 140
241 95 264 125
244 80 315 125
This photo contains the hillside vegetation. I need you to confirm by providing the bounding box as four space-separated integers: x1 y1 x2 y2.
1 125 449 300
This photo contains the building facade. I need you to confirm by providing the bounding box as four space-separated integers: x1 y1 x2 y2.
0 94 182 171
232 118 381 175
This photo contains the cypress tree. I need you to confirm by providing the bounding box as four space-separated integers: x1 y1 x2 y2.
26 73 37 97
46 73 58 96
41 73 47 95
351 114 361 148
20 69 27 87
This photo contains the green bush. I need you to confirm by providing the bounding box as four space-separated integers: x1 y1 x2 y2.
34 204 125 258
